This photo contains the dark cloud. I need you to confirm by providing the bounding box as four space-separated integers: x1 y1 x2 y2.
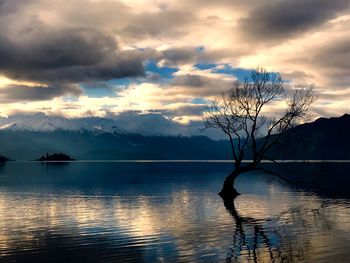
287 37 350 88
155 104 207 118
0 0 347 123
0 84 82 102
160 46 247 66
119 10 194 39
0 26 145 83
239 0 349 41
0 0 23 15
178 0 265 12
170 74 232 97
172 75 208 87
312 38 350 70
161 47 199 66
318 69 350 88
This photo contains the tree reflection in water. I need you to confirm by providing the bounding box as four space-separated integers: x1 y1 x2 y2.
222 198 337 263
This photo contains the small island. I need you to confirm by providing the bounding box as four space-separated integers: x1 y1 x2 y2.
0 155 10 163
36 153 75 161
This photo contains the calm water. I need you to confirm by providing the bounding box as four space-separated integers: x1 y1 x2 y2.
0 162 349 262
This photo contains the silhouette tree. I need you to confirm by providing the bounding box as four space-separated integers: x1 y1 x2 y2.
203 68 315 200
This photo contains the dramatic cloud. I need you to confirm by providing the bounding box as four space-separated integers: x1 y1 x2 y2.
312 37 350 71
120 10 194 39
0 84 82 102
239 0 349 42
159 104 207 117
172 75 209 88
170 74 232 97
0 0 348 135
0 27 145 83
161 47 200 66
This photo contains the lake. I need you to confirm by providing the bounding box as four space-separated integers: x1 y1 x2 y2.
0 162 349 262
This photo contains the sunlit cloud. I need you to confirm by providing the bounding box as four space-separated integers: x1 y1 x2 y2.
0 0 348 132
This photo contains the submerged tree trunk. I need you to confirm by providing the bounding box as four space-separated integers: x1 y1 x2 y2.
219 169 241 200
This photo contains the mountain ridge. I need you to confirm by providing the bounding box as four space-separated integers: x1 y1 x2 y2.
266 113 350 160
0 114 126 134
0 113 348 161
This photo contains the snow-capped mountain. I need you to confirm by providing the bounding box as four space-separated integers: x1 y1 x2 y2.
0 112 220 139
0 114 126 134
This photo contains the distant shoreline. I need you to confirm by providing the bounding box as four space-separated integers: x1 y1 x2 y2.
4 160 350 163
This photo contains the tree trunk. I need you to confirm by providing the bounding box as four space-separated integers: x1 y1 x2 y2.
218 169 241 200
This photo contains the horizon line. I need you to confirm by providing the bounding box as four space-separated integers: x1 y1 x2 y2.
6 160 350 163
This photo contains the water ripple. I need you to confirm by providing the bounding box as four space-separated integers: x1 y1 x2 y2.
0 163 349 262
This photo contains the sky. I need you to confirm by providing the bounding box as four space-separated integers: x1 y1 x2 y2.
0 0 349 136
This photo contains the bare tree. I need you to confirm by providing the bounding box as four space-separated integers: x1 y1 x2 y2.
203 68 315 200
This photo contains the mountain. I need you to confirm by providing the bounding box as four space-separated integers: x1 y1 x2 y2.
266 113 350 160
0 130 231 160
0 113 348 161
0 114 125 134
0 114 232 160
0 113 218 139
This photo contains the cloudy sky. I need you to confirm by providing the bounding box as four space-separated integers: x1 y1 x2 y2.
0 0 349 136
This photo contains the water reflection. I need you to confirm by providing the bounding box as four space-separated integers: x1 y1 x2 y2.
224 195 350 262
224 199 310 262
0 162 349 262
263 162 350 198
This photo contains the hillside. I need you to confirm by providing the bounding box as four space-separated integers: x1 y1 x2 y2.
0 130 231 160
0 114 348 161
267 113 350 160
